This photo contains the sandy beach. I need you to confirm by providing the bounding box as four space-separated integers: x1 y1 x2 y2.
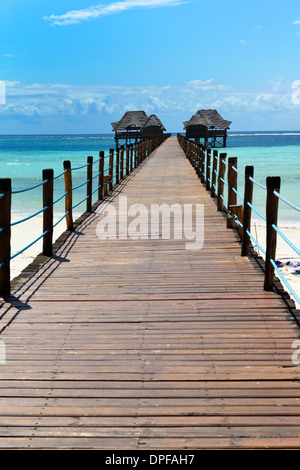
10 211 81 282
251 221 300 308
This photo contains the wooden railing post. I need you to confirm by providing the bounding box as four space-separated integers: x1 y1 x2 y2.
120 146 124 179
217 153 227 211
130 144 133 172
211 150 218 198
192 142 196 169
126 146 130 176
227 157 237 228
109 149 114 191
98 151 104 201
241 166 254 256
0 179 11 297
42 169 54 257
200 148 205 184
264 176 281 291
196 144 201 178
116 148 120 185
206 149 211 191
134 143 137 168
63 160 73 231
86 156 93 212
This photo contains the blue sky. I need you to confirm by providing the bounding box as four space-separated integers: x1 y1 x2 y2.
1 0 300 133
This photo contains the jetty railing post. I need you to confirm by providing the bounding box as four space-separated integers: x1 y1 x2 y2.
206 149 211 191
109 149 114 191
217 153 227 211
130 144 133 172
120 146 124 179
126 146 130 176
196 144 200 178
134 143 137 168
98 151 104 201
200 148 205 184
211 150 218 198
0 179 11 297
241 166 254 256
192 142 196 169
63 160 73 231
135 143 139 166
264 176 281 291
227 157 237 228
140 141 143 162
86 156 93 212
116 148 120 185
42 169 54 257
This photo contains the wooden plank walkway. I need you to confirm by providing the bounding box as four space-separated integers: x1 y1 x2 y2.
0 136 300 449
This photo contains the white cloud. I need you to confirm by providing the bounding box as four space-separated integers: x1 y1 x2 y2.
1 77 299 124
4 80 21 87
44 0 186 26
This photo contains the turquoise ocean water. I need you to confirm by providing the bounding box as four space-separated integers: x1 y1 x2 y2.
0 132 299 225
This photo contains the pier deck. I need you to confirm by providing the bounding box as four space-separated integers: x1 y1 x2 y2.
0 137 300 449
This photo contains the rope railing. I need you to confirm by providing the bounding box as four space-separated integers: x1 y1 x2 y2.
11 230 49 260
10 206 49 226
53 169 67 181
11 180 48 194
273 190 300 212
249 176 267 191
0 134 170 296
177 132 300 304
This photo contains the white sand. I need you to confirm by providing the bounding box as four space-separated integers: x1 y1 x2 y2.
10 211 81 281
251 220 300 308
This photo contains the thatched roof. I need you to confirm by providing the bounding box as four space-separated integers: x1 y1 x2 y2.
111 111 149 131
183 109 231 130
142 114 166 131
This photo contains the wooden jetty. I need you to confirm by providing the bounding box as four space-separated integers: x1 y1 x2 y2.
0 137 300 449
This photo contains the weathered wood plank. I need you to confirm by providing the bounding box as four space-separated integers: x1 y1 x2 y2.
0 137 299 449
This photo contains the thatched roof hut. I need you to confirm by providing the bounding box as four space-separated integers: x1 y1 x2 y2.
111 111 148 132
111 111 166 147
183 109 232 147
141 114 166 138
142 114 166 132
183 109 231 131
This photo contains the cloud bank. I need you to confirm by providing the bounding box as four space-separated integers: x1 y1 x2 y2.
1 77 299 130
44 0 185 26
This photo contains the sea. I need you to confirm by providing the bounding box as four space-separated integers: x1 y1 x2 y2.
0 131 299 226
